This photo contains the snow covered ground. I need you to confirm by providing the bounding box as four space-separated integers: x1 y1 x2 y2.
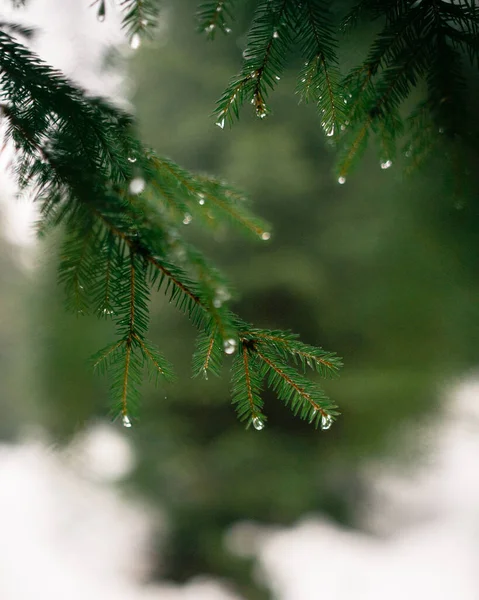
0 380 478 599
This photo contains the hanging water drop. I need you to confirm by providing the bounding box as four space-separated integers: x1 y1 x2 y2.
128 156 137 163
202 368 209 380
122 414 132 428
321 414 333 430
261 231 271 240
216 118 225 129
183 213 192 225
198 193 205 205
225 27 232 33
380 160 392 170
326 125 335 137
140 18 148 27
338 176 346 185
97 0 105 21
273 30 279 38
216 5 222 10
129 177 145 195
223 338 237 355
275 75 281 81
252 416 265 431
130 34 141 50
205 24 215 33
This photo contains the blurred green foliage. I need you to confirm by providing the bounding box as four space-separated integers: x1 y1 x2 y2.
18 1 479 597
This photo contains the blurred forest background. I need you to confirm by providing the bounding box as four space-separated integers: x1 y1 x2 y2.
2 0 479 598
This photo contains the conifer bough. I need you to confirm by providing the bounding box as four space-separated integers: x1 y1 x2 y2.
0 0 342 430
7 0 478 429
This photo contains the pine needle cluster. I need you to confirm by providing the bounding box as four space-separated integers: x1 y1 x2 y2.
0 0 341 430
205 0 479 177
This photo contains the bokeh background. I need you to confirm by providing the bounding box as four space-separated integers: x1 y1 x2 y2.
1 0 479 598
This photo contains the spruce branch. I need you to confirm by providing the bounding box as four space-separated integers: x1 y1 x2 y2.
295 0 346 139
119 0 162 45
0 16 342 429
231 344 265 427
197 0 235 39
214 0 296 123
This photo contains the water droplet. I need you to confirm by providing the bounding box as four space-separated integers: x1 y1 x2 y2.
273 30 279 38
380 160 393 170
405 150 412 158
183 213 192 225
213 286 230 308
130 34 141 50
338 176 346 185
321 414 333 430
140 18 148 26
202 368 209 380
198 193 205 205
223 338 237 355
438 127 445 134
261 231 271 240
216 5 222 10
129 177 145 195
216 118 225 129
102 308 115 315
326 125 335 137
122 414 132 428
252 416 265 430
127 156 137 163
205 24 215 33
275 75 281 81
225 27 232 33
97 13 105 22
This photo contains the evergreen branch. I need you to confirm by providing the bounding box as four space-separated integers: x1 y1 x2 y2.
231 345 265 425
121 338 133 419
91 340 124 375
192 328 223 378
0 21 35 39
403 101 438 174
151 157 270 239
197 0 235 38
338 36 431 176
119 0 162 43
256 346 337 426
92 234 117 317
295 0 346 138
58 213 101 314
215 0 295 123
134 334 175 382
0 30 137 186
241 327 342 378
